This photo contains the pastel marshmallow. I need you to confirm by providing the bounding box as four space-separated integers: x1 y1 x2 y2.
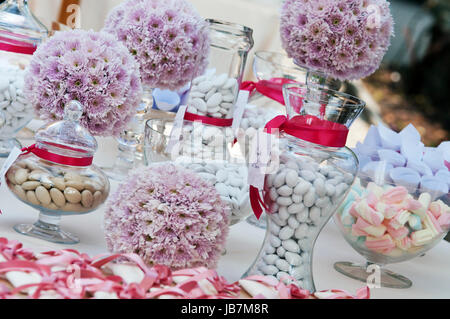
395 236 412 251
411 229 434 246
365 234 396 253
381 186 408 204
387 225 408 240
438 213 450 228
388 210 411 230
354 200 384 226
423 211 443 236
407 214 422 231
410 192 431 218
355 217 386 238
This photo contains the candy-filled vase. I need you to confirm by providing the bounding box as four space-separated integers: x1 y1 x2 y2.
244 84 365 292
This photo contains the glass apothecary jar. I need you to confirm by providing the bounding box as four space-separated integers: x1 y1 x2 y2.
0 0 48 156
187 19 253 118
244 84 365 292
5 101 110 244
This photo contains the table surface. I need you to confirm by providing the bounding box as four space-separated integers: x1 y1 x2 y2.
1 132 449 299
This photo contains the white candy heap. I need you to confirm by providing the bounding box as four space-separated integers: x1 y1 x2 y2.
0 65 33 135
253 155 354 290
177 159 251 225
178 123 234 161
354 124 450 199
187 69 238 119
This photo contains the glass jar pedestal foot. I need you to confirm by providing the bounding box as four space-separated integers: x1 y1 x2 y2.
334 261 412 289
14 212 80 245
0 137 22 157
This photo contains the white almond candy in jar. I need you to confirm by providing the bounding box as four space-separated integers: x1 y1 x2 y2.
0 65 36 157
188 19 253 119
5 101 110 245
188 69 238 119
176 158 252 226
244 84 365 292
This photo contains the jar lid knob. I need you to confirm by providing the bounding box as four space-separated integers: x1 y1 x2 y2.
64 100 83 122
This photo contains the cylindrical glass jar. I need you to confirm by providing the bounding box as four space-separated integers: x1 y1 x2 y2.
0 0 48 156
245 84 365 292
187 19 254 118
144 117 252 226
5 101 110 244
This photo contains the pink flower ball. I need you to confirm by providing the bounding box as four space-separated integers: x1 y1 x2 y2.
104 164 230 270
24 29 143 137
280 0 394 81
103 0 210 91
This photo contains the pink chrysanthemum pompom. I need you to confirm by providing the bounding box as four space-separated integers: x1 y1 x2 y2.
24 29 143 137
104 164 230 270
103 0 210 91
280 0 394 81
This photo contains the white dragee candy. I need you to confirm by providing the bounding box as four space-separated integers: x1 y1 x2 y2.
263 254 278 265
282 239 300 253
0 65 32 133
285 252 302 266
276 246 286 258
189 69 237 119
279 226 295 240
275 259 290 272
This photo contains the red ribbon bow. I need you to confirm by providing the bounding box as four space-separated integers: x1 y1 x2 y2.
21 143 94 167
249 115 350 219
241 78 299 105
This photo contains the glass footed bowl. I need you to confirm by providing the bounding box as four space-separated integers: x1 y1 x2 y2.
5 101 110 245
333 173 450 288
6 155 110 245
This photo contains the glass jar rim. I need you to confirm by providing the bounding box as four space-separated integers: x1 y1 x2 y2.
255 51 308 72
283 83 366 109
206 18 253 38
357 172 450 197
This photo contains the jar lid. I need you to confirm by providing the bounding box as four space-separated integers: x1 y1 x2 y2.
34 101 98 164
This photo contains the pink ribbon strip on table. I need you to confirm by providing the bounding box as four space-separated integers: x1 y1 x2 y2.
249 115 350 219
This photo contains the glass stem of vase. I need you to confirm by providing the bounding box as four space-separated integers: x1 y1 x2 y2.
35 211 62 232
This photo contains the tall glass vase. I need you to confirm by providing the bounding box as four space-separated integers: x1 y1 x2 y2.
244 84 365 292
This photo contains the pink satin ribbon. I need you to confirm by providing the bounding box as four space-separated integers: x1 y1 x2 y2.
21 144 94 167
241 78 298 105
0 31 37 55
184 111 233 127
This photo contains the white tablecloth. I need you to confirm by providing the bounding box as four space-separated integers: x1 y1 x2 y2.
0 135 449 299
